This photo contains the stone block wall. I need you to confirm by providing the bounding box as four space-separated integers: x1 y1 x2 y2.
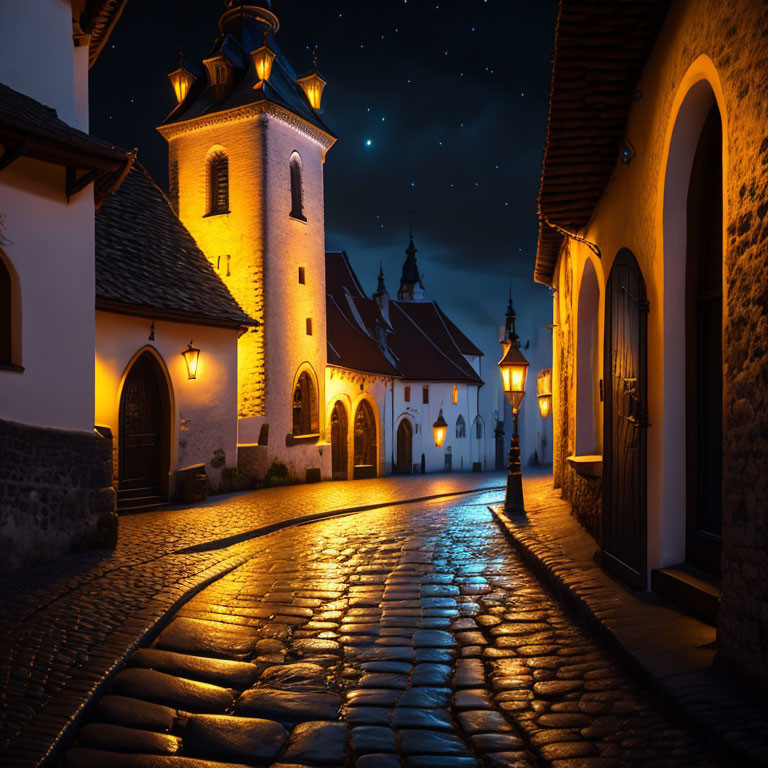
0 418 117 573
561 466 602 540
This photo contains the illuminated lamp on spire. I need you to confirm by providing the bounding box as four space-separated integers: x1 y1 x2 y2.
297 53 327 110
168 48 196 104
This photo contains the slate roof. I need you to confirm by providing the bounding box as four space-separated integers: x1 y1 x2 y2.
96 163 256 329
535 0 670 285
160 10 334 141
325 251 483 385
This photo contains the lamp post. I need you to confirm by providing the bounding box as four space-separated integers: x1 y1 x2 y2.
498 333 529 514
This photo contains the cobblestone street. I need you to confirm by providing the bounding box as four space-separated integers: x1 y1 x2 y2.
59 489 723 768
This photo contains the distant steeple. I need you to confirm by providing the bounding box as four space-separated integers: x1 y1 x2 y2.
503 288 520 347
398 232 425 301
373 262 390 324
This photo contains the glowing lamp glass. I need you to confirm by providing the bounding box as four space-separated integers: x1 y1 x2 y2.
536 368 553 418
182 342 201 380
498 343 529 411
433 409 448 448
168 66 196 104
251 44 276 82
297 71 327 110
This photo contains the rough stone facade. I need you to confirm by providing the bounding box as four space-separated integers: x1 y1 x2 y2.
0 418 116 573
545 0 768 688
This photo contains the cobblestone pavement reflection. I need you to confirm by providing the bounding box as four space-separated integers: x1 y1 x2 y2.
0 472 505 758
61 492 723 768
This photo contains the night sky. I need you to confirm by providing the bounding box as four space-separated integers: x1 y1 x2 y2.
91 0 558 455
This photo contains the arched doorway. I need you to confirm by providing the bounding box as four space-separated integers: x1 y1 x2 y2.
330 401 348 480
353 400 377 479
686 103 723 576
602 249 648 590
292 370 318 436
396 418 413 474
119 351 171 509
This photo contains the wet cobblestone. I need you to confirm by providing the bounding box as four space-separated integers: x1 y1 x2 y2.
0 473 504 760
60 490 724 768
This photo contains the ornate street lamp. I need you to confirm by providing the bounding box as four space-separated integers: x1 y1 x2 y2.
168 49 196 105
432 408 448 448
537 368 553 418
182 341 201 380
498 301 529 514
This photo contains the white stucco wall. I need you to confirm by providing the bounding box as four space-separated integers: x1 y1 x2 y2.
0 0 79 125
0 156 95 432
392 380 482 474
95 312 240 492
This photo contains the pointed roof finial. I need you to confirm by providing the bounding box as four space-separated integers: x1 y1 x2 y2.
504 286 519 347
312 51 319 72
375 261 388 296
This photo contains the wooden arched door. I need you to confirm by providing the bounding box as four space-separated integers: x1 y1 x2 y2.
396 419 413 474
119 352 171 507
330 401 348 480
603 249 648 590
353 400 377 479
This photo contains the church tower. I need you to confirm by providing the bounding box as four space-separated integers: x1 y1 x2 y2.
158 1 335 474
398 234 426 301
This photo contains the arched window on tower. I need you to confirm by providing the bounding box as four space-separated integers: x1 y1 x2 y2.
292 370 318 435
207 151 229 216
289 152 306 221
456 414 466 439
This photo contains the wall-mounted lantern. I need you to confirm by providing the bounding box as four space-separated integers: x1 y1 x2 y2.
251 38 276 83
182 341 200 380
168 50 196 104
297 53 326 110
537 368 553 418
432 408 448 448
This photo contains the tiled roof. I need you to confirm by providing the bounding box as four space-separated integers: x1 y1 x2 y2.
535 0 670 285
0 83 125 163
325 251 483 385
160 14 334 142
96 163 256 329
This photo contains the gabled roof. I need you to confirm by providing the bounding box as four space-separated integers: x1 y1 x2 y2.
159 13 335 144
96 163 256 329
325 251 484 385
390 301 483 384
0 82 133 203
535 0 670 285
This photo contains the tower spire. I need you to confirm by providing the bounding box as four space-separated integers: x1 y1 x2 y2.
503 287 519 347
398 231 425 301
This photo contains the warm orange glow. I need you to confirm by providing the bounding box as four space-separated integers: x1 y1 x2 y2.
298 57 327 110
537 368 553 418
182 341 201 380
433 408 448 447
168 65 196 104
499 342 529 411
251 43 276 83
452 385 458 404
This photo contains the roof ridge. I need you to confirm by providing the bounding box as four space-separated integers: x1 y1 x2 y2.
429 302 481 377
390 301 480 383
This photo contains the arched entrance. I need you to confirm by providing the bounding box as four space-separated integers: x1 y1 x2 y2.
396 418 413 474
576 259 600 455
330 401 348 480
602 249 648 590
353 400 377 479
119 351 171 509
686 103 723 576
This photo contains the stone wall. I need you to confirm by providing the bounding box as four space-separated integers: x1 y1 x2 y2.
561 466 602 540
0 418 117 573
